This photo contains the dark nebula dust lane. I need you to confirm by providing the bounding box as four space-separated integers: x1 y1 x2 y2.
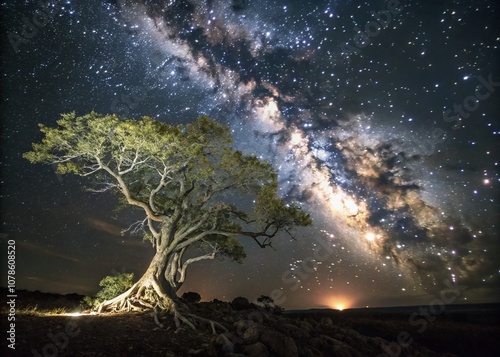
1 0 499 309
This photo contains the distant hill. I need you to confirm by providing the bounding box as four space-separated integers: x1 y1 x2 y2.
0 287 85 311
285 302 500 315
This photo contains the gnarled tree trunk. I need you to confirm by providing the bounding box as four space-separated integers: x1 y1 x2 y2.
96 244 225 332
97 248 178 313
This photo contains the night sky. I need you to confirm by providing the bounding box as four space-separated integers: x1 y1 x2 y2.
1 0 499 310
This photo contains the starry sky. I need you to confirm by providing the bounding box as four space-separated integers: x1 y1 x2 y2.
1 0 499 309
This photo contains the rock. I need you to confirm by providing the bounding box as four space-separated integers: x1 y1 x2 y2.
260 329 298 357
234 319 248 332
298 320 314 333
319 317 334 329
216 333 235 353
262 314 277 325
277 323 309 340
312 335 362 357
243 325 261 344
301 346 324 357
333 346 360 357
194 343 218 357
213 301 234 313
188 348 204 355
345 328 369 344
333 332 354 346
174 327 186 334
367 336 386 348
243 342 270 357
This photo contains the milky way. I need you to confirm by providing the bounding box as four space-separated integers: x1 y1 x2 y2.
2 0 499 308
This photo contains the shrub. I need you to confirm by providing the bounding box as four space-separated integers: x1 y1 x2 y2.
81 272 134 309
231 296 251 310
181 291 201 304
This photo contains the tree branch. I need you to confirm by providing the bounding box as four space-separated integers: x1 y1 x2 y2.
118 148 150 175
173 211 212 246
178 251 217 284
80 165 103 177
149 165 170 213
84 182 118 193
147 218 160 239
166 253 180 288
98 160 165 222
177 247 187 272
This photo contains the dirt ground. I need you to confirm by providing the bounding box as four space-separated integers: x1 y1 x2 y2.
4 311 216 357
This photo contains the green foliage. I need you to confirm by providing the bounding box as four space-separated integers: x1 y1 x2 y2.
256 295 283 314
256 295 274 311
220 236 246 263
254 182 312 230
81 296 95 310
143 233 154 244
257 295 274 305
181 291 201 304
199 235 247 263
25 112 312 268
96 272 134 301
82 272 134 309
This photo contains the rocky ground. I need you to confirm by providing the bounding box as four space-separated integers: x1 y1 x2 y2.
2 290 499 356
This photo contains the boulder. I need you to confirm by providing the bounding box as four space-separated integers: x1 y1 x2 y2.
277 323 310 340
298 320 314 333
216 333 237 353
314 335 362 357
243 325 261 344
260 329 298 357
319 317 334 329
243 342 270 357
345 328 369 344
301 346 324 357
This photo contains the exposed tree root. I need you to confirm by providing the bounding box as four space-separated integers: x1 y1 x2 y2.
95 281 227 334
152 306 164 328
96 282 143 313
186 313 228 335
171 301 228 334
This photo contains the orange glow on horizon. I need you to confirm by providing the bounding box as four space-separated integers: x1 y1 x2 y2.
324 296 355 311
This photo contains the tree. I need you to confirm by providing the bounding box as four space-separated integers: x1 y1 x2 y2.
181 291 201 304
256 295 283 314
256 295 274 310
24 112 311 329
